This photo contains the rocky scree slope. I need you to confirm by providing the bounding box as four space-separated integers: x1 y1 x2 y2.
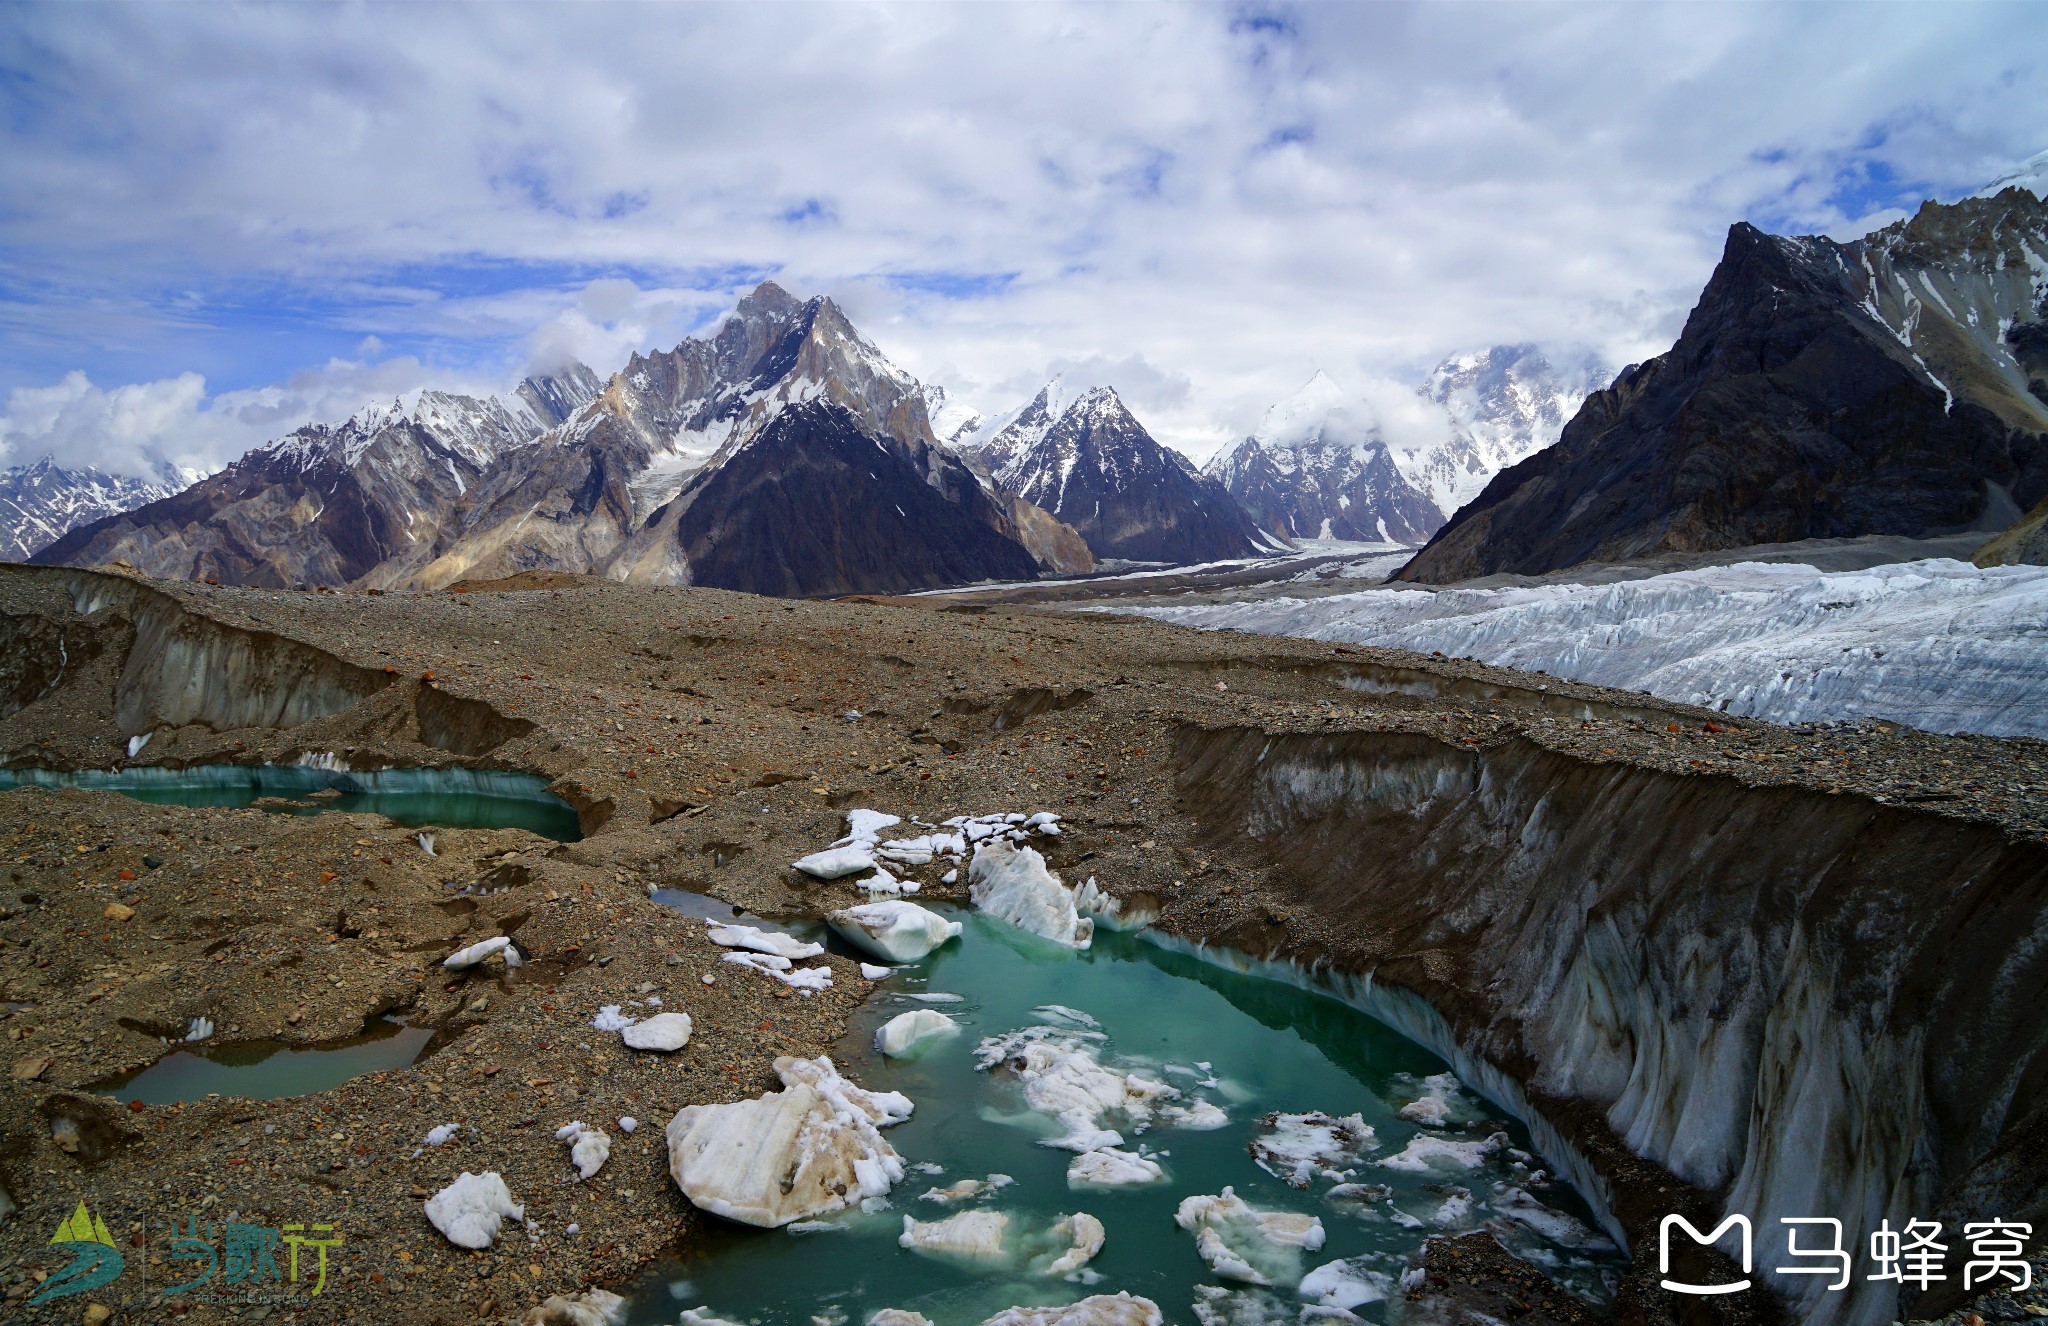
1398 188 2048 583
961 379 1271 564
32 367 602 588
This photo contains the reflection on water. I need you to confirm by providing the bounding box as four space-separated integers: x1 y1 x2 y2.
0 764 582 840
628 909 1624 1325
92 1017 433 1105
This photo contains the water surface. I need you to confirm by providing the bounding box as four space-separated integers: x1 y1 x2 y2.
93 1018 433 1105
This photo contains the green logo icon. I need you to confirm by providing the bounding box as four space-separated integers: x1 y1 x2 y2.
32 1200 125 1304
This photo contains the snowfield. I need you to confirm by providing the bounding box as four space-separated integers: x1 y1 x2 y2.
1095 559 2048 738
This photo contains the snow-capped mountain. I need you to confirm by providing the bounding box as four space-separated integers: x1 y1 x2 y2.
0 457 192 562
921 384 983 448
1399 184 2048 583
960 378 1270 564
1405 346 1609 517
36 365 603 587
43 282 1055 595
1204 371 1443 545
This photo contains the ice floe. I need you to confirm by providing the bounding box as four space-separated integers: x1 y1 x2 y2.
1249 1112 1378 1187
554 1121 611 1179
1299 1257 1395 1310
1042 1211 1107 1277
899 1209 1010 1265
1067 1147 1165 1188
665 1055 912 1227
1393 1072 1467 1128
1378 1130 1507 1174
975 1026 1226 1151
875 1009 959 1058
860 963 894 980
424 1170 524 1248
621 1012 693 1051
917 1175 1010 1204
980 1293 1161 1326
1174 1187 1326 1287
969 840 1093 948
828 899 962 962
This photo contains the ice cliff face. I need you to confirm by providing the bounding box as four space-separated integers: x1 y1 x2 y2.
1107 557 2048 738
961 380 1270 564
1203 372 1442 546
1173 725 2048 1326
1398 189 2048 584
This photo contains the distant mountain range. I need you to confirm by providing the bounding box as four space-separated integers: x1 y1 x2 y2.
0 457 191 562
22 159 2045 593
1396 184 2048 583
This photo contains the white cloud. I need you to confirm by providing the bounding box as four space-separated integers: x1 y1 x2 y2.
0 1 2043 472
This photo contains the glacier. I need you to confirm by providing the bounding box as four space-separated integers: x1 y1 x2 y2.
1100 558 2048 737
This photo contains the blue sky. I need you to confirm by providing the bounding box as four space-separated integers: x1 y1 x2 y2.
0 1 2044 476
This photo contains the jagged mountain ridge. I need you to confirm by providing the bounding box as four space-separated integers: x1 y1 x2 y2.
0 457 190 562
1396 187 2048 584
1204 371 1443 544
40 283 1065 595
960 379 1270 564
33 367 603 587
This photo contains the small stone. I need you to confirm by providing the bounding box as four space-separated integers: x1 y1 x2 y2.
103 902 135 922
11 1055 50 1081
83 1305 112 1326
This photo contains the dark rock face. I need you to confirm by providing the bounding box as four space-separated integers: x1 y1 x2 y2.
652 401 1041 597
965 383 1268 564
1398 191 2048 584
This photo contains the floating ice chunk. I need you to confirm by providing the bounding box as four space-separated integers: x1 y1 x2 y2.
424 1123 459 1148
425 1171 524 1248
1300 1258 1393 1310
919 1178 991 1204
979 1292 1163 1326
829 900 962 962
1431 1186 1474 1227
677 1311 748 1326
1067 1148 1165 1188
900 1210 1010 1264
793 846 877 879
443 935 515 970
618 1117 638 1134
1042 1211 1106 1277
969 841 1092 948
704 921 825 961
859 963 894 981
519 1286 628 1326
1378 1130 1507 1174
1394 1073 1466 1128
1175 1187 1325 1287
974 1027 1203 1151
875 1009 959 1058
591 1004 636 1032
1033 1005 1101 1030
868 1313 933 1326
622 1012 694 1052
665 1055 911 1227
1161 1099 1228 1130
903 992 963 1002
1250 1112 1377 1187
554 1121 612 1178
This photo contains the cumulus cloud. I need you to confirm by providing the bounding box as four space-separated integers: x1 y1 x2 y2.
0 1 2043 471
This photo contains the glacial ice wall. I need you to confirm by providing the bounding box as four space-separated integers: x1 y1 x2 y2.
1173 724 2048 1326
1109 559 2048 737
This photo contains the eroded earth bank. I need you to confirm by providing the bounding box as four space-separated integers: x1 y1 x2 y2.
0 564 2043 1326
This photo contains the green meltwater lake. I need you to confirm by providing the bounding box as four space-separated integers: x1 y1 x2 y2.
0 763 582 839
633 907 1624 1326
